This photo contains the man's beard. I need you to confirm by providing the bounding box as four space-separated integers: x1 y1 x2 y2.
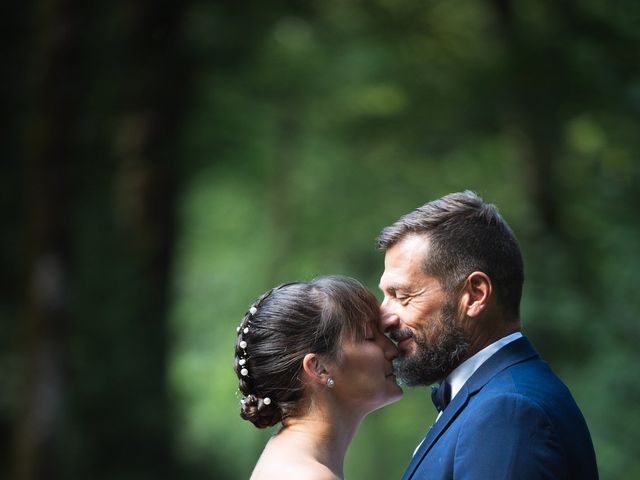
392 302 471 386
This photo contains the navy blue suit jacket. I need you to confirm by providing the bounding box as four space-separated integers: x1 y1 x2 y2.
401 337 598 479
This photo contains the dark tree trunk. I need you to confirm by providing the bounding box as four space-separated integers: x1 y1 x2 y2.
12 0 191 478
13 0 86 478
489 0 561 233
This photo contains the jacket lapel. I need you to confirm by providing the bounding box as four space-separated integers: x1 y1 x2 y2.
401 384 471 480
401 336 539 480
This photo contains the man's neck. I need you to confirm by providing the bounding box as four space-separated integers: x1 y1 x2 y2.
464 318 521 363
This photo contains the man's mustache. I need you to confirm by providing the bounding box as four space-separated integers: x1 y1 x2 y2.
389 328 414 343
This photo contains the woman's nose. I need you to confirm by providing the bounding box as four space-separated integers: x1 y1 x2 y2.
383 336 399 361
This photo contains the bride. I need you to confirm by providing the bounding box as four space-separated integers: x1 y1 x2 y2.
233 276 403 479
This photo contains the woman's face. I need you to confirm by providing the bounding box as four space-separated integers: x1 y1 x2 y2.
330 321 403 415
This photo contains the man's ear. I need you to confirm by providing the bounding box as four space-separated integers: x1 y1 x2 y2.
460 271 492 318
302 353 330 386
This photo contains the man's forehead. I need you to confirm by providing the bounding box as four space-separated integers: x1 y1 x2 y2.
386 234 430 262
378 267 410 290
379 234 434 291
379 260 422 292
384 235 430 267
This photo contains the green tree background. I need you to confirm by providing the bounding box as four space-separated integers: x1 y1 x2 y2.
2 1 639 479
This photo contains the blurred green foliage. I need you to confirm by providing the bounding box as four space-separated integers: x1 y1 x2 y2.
3 0 640 479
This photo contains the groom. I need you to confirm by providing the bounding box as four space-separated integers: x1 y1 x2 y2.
377 191 598 479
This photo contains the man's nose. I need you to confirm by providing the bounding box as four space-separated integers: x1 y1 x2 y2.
379 300 400 333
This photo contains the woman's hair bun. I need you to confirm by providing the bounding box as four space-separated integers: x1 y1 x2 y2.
240 395 282 429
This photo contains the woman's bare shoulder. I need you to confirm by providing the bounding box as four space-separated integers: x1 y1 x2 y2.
250 453 339 480
249 430 342 480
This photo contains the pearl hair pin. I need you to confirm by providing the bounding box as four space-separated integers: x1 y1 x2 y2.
237 299 276 405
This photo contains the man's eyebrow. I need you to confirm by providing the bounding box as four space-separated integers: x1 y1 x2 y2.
379 283 405 294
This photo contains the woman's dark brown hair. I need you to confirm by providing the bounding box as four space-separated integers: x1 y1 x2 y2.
233 276 379 428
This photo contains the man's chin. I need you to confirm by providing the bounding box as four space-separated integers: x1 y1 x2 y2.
393 357 430 387
394 353 446 387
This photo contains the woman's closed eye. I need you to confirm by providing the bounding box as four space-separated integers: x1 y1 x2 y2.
364 323 376 340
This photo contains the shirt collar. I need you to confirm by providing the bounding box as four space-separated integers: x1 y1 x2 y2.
447 331 523 402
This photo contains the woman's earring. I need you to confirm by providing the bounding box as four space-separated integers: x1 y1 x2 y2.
327 377 335 388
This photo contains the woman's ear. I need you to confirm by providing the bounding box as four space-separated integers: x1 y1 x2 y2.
460 271 492 318
302 353 330 385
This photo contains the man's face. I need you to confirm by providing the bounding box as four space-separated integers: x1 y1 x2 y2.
378 234 470 386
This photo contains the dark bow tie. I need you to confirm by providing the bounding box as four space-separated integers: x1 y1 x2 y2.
431 380 451 413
